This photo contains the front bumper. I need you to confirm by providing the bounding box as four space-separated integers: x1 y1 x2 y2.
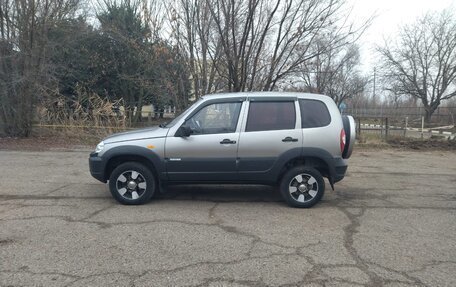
89 152 106 182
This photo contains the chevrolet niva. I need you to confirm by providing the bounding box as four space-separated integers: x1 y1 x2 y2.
89 92 355 208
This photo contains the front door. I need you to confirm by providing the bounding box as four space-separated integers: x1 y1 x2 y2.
165 101 243 181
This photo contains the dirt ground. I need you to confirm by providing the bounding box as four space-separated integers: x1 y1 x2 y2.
0 133 100 151
0 147 455 286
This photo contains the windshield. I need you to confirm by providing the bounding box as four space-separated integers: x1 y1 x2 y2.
163 99 203 128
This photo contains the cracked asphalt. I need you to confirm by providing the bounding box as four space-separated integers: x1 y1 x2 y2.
0 149 455 287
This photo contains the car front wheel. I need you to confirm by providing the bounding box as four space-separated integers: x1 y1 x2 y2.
108 162 156 205
280 166 325 208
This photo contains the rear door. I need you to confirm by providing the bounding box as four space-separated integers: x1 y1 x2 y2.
237 98 302 180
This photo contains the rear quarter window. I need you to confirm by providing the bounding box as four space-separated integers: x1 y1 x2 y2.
299 99 331 128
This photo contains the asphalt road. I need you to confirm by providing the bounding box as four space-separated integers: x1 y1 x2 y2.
0 149 455 287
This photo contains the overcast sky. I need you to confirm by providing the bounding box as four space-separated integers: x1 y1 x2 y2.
348 0 456 74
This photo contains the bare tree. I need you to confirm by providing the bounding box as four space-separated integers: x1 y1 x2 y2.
378 8 456 123
298 39 367 105
170 0 369 97
168 0 223 99
0 0 80 136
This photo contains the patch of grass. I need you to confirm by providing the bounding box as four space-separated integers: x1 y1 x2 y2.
356 133 389 149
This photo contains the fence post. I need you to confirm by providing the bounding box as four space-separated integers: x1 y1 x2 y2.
357 118 361 138
385 117 389 140
404 117 408 137
421 116 424 139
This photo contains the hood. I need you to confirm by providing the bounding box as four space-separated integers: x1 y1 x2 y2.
103 126 169 144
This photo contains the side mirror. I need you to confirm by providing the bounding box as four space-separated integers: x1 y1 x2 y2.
175 125 193 137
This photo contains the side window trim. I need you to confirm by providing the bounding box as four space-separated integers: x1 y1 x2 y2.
239 100 250 133
294 100 302 129
235 100 248 133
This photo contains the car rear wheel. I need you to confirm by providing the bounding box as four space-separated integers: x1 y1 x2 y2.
280 166 325 208
108 162 156 205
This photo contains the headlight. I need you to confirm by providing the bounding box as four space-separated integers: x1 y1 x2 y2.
95 141 105 153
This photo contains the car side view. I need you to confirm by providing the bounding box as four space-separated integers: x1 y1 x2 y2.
89 92 355 208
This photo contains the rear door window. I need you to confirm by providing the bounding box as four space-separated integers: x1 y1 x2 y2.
299 99 331 128
245 101 296 132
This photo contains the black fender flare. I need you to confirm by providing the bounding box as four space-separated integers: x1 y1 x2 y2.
101 145 166 181
271 147 338 185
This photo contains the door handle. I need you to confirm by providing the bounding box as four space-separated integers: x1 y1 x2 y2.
282 137 298 142
220 139 237 144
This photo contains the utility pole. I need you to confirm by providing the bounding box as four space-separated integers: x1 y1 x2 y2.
373 67 376 107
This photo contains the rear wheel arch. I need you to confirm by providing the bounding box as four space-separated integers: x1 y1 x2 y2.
277 156 330 182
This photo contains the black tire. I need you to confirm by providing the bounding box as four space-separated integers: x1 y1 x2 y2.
108 162 156 205
279 166 325 208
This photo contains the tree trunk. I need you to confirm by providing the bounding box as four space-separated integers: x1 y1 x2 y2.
424 106 435 124
135 105 143 123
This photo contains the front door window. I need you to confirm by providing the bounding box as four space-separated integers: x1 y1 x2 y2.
187 102 242 135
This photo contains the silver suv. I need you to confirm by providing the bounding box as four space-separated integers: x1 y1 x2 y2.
89 92 355 208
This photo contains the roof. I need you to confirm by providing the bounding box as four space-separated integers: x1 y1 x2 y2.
202 91 333 102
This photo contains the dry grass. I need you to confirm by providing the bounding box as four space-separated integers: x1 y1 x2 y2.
37 89 127 135
355 133 456 151
386 136 456 150
1 91 133 150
